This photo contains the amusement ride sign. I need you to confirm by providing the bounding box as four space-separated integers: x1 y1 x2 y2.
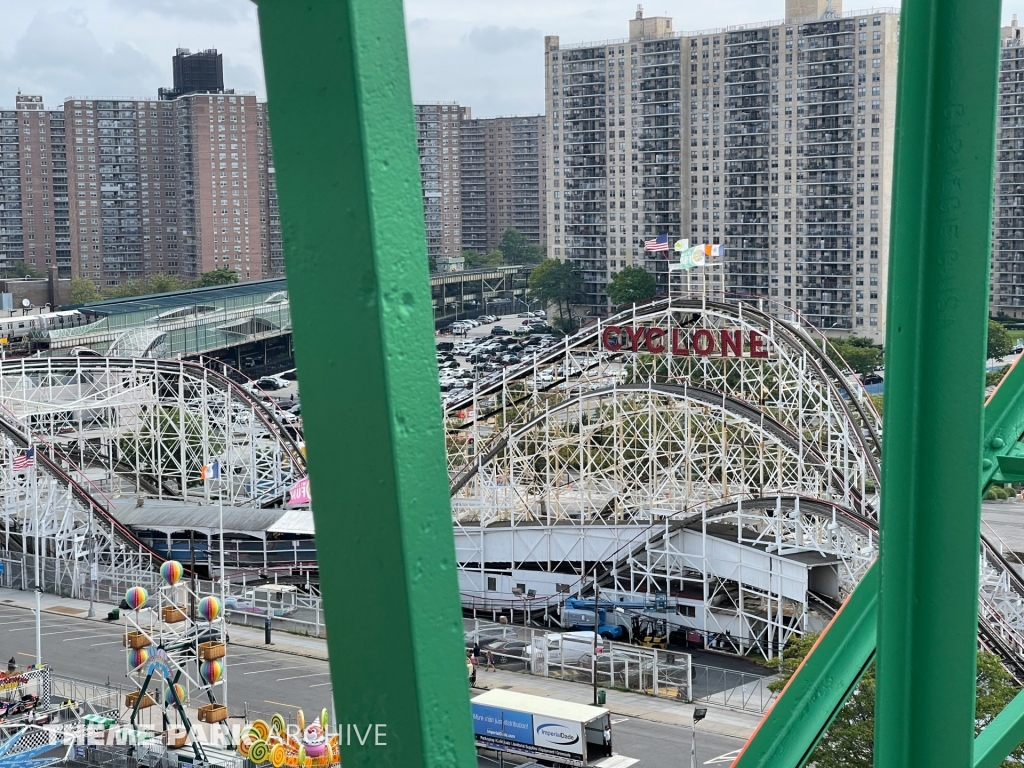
600 325 772 358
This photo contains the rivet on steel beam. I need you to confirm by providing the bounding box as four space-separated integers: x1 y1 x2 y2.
983 459 993 470
991 437 1005 450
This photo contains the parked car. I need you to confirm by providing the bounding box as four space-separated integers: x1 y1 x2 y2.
517 312 533 318
491 326 511 336
248 377 288 392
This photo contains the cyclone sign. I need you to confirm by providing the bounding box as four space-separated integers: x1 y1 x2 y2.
601 325 771 358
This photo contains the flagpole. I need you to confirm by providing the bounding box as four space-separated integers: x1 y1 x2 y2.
31 442 41 667
219 466 228 718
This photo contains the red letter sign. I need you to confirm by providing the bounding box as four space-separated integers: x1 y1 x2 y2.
720 330 742 357
749 331 768 358
602 326 622 351
646 328 666 353
671 328 690 355
693 329 716 356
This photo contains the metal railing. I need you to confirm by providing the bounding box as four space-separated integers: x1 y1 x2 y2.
464 619 777 713
691 664 777 712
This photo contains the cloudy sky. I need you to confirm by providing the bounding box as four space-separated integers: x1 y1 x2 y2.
1 1 1023 117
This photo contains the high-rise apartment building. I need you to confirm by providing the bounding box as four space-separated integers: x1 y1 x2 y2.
38 50 281 288
172 93 274 281
993 17 1024 318
459 116 488 255
63 92 276 285
545 0 899 340
415 103 463 263
0 94 72 278
0 50 283 290
459 115 549 253
417 105 549 266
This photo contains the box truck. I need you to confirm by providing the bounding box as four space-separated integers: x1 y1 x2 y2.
471 689 613 767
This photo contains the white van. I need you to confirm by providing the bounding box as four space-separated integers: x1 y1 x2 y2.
533 631 603 666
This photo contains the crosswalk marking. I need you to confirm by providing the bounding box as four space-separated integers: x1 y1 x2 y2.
705 749 742 764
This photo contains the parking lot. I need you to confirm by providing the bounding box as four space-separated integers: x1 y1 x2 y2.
436 312 564 398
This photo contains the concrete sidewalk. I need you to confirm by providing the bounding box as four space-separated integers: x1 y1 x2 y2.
0 585 764 740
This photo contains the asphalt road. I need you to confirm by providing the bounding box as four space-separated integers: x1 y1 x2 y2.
0 603 334 722
0 603 746 766
475 715 745 767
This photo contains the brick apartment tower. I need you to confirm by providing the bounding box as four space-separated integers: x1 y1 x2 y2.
459 114 548 254
414 103 463 263
59 51 281 287
0 93 71 278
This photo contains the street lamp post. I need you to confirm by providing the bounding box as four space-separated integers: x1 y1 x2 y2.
511 587 535 631
691 707 707 768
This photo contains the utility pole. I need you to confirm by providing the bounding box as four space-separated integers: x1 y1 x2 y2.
219 472 228 715
592 573 599 706
87 504 95 618
189 529 197 625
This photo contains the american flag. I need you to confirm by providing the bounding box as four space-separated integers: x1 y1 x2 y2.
644 234 669 252
12 447 34 471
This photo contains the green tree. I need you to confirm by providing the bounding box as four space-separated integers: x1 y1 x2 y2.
195 268 239 287
988 365 1011 389
870 394 884 416
769 635 1024 768
1 264 46 279
104 273 190 299
606 266 657 306
498 228 545 264
104 279 148 299
463 249 504 269
989 319 1013 361
528 258 582 323
69 278 102 305
827 336 882 377
145 273 190 294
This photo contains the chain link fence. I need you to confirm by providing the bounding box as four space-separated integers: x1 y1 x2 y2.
465 619 777 713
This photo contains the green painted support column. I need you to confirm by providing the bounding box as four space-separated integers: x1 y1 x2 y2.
876 0 1000 764
254 2 476 767
731 563 878 768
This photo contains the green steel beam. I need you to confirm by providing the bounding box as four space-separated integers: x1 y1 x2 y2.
731 360 1024 768
730 563 878 768
983 358 1024 486
875 0 1000 764
733 1 1004 765
255 2 476 767
976 687 1024 768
